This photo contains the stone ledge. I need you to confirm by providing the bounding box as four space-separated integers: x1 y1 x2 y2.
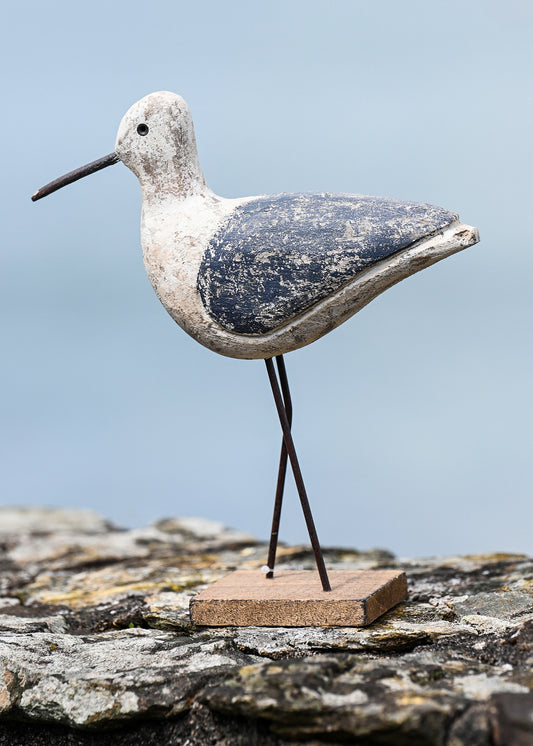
0 507 532 745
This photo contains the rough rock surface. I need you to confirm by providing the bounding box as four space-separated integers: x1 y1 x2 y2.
0 508 532 745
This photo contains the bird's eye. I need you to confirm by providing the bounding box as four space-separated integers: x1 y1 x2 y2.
137 123 149 136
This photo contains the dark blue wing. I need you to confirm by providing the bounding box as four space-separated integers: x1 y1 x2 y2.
197 193 456 335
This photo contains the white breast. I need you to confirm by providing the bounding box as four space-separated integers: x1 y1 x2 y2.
140 188 250 350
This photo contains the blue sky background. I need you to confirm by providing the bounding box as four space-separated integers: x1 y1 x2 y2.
3 0 532 557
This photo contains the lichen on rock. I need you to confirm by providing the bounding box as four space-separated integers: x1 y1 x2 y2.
0 506 532 745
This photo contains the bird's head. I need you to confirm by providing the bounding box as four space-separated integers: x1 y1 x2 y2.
115 91 206 198
32 91 206 203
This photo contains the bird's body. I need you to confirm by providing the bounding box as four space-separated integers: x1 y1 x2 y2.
110 92 478 360
142 187 475 360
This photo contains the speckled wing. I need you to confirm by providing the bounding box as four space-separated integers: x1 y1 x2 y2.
197 193 457 335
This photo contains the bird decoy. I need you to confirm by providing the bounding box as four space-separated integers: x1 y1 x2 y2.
32 91 479 594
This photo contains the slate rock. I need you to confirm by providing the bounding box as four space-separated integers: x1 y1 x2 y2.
0 507 531 745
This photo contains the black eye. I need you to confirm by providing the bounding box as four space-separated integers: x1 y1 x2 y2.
137 123 149 136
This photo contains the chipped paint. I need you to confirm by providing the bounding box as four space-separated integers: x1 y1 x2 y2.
112 92 479 359
198 193 456 334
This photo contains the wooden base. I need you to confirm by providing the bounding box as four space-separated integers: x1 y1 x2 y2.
189 569 407 627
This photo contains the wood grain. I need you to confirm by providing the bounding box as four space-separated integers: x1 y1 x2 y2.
190 569 407 627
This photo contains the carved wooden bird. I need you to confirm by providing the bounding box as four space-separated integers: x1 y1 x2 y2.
32 91 480 591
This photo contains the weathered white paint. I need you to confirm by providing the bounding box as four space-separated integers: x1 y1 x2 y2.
115 91 479 360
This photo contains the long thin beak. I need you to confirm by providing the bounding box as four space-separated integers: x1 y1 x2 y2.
31 152 120 202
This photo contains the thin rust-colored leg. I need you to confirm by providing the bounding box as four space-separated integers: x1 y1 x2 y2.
266 355 292 578
265 357 331 592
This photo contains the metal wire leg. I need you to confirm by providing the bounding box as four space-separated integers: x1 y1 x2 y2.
266 355 292 578
264 357 331 592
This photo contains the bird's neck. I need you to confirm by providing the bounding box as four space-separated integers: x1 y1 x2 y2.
140 151 208 202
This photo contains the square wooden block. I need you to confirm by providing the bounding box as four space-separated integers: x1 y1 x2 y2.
189 569 407 627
